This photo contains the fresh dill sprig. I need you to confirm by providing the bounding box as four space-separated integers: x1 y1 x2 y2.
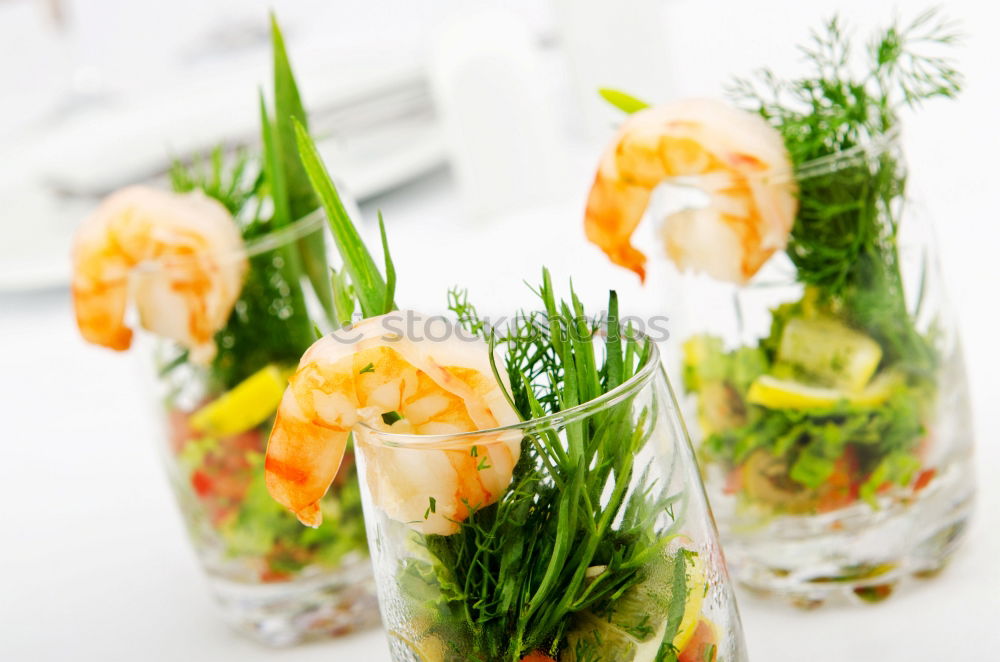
729 8 962 160
729 8 961 370
687 11 962 498
169 145 261 219
426 272 685 661
447 288 489 339
167 142 318 388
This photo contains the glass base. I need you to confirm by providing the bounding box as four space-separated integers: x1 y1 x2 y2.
720 453 974 607
207 560 380 646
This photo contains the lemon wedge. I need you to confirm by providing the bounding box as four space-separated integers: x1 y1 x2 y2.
386 631 442 662
851 370 904 407
747 375 846 409
747 372 900 410
562 549 707 662
672 553 706 654
190 364 289 436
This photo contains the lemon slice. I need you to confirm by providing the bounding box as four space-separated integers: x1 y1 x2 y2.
677 618 719 662
562 549 707 662
190 364 289 436
747 375 846 409
852 370 904 407
386 631 441 662
673 553 706 654
747 372 899 410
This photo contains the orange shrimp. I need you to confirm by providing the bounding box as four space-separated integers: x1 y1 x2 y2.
264 311 521 534
71 186 246 362
585 98 796 284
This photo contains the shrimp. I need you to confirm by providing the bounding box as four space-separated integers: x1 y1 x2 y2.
264 311 521 534
585 98 797 284
71 186 247 362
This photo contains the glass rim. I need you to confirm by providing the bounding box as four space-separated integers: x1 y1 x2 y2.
131 207 326 275
792 125 902 182
669 125 901 191
356 332 662 450
740 126 904 287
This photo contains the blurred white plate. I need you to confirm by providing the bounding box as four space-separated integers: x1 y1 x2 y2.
1 65 445 293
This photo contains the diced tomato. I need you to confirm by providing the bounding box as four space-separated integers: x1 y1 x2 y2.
204 429 263 474
167 408 198 454
209 505 237 527
816 448 861 513
207 471 251 502
190 470 215 497
260 568 293 583
182 422 269 530
914 432 933 462
520 652 556 662
723 466 744 495
678 620 718 662
190 431 264 522
913 468 936 492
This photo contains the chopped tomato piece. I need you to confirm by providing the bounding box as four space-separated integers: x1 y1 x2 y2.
167 407 202 454
723 466 744 495
260 568 293 583
190 470 215 497
816 448 861 513
913 468 936 492
679 619 718 662
520 652 556 662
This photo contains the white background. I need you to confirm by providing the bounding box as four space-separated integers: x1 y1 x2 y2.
2 0 999 660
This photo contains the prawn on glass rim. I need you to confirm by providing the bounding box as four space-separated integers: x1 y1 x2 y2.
264 311 521 535
71 186 247 362
585 98 797 284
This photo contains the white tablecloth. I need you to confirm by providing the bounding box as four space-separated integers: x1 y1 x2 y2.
3 154 998 660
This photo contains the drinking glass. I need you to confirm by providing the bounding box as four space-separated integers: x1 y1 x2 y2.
673 129 975 605
354 331 748 662
135 211 378 645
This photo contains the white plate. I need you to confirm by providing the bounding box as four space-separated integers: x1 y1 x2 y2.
1 73 446 293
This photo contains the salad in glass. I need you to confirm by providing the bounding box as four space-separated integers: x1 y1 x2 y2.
584 11 974 604
70 17 375 644
255 123 749 660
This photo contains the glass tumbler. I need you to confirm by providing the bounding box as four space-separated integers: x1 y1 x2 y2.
674 129 975 605
354 332 748 662
135 211 377 645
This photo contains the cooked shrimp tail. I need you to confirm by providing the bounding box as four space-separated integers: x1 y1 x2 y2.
584 98 796 284
72 250 133 351
265 389 352 527
264 311 521 533
584 148 654 281
71 186 247 362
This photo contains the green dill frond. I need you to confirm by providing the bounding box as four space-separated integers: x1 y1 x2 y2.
730 7 962 161
448 287 488 337
425 273 684 660
869 8 963 109
729 9 959 369
169 144 260 218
